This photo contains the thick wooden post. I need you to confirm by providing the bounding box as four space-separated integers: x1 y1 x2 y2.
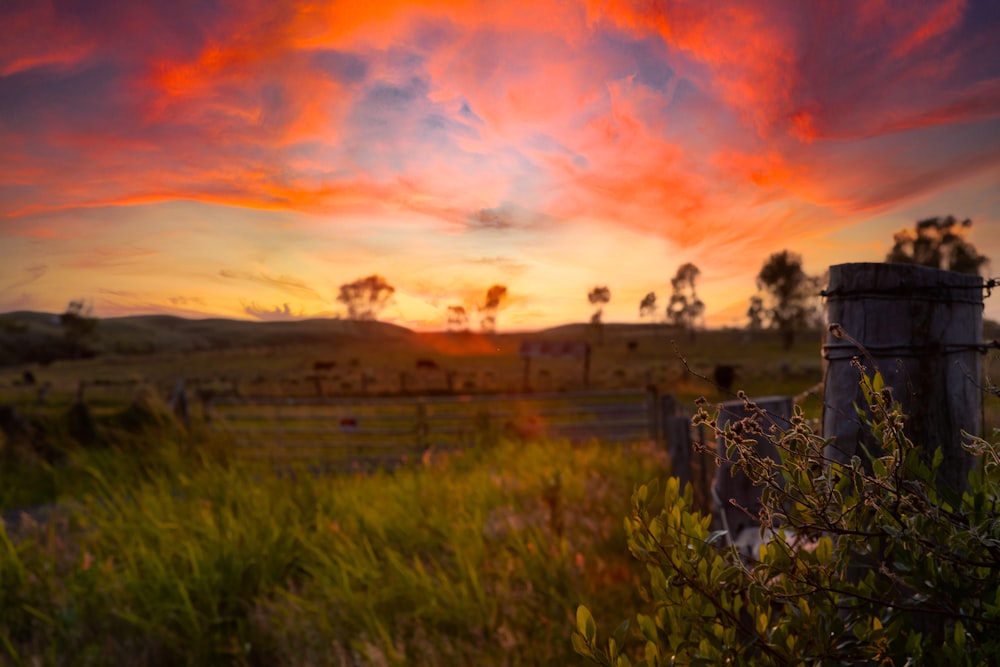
715 396 792 542
823 263 983 493
665 416 693 489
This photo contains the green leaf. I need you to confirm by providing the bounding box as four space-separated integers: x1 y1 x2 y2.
815 536 833 563
872 371 885 395
932 447 944 472
636 484 649 505
649 517 664 542
954 621 965 653
613 619 630 646
577 605 597 644
871 457 887 478
645 641 660 667
637 613 658 642
571 632 592 658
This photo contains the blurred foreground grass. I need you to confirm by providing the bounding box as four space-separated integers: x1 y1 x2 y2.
1 430 667 666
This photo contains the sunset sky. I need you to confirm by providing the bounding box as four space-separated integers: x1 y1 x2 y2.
2 0 999 330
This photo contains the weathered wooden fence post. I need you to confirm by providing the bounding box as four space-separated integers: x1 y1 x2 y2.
822 263 985 493
170 378 189 428
715 396 793 544
665 416 692 489
657 393 694 489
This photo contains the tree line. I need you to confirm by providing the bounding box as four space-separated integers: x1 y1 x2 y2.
316 215 989 343
336 276 509 333
619 215 987 349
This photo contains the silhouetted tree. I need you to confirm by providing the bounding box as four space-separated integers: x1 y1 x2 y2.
480 285 508 333
588 286 611 343
667 263 704 340
337 275 395 321
746 295 765 332
886 216 988 275
60 299 98 358
751 250 820 349
446 305 469 332
639 292 657 321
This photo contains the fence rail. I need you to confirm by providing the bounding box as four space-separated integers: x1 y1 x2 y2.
209 389 658 465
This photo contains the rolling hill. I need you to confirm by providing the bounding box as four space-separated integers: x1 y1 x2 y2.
0 312 415 367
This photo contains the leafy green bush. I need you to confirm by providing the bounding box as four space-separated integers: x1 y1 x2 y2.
575 372 1000 666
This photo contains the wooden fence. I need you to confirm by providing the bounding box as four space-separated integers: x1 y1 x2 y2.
209 389 659 466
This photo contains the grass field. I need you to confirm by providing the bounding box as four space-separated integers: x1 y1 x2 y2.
1 314 998 664
0 316 828 413
1 429 666 666
4 316 996 433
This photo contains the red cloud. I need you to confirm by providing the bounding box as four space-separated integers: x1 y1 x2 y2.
0 3 96 76
588 0 997 141
1 0 997 271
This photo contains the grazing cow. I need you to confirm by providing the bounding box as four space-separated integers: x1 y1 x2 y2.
22 371 36 385
626 340 638 352
415 358 439 371
713 364 738 392
313 360 336 372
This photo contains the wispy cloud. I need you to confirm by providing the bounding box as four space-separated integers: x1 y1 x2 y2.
67 247 156 270
5 263 46 289
219 270 322 301
242 301 308 321
168 295 206 306
468 256 530 274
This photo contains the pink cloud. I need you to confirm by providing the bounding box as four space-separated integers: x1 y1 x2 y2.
2 0 999 330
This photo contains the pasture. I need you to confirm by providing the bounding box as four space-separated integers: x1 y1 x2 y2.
0 316 831 416
4 315 996 432
1 313 998 665
2 431 666 666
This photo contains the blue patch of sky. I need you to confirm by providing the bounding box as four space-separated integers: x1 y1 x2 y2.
407 15 463 53
956 1 1000 67
258 83 293 129
310 49 369 84
459 100 484 125
421 112 480 140
593 30 675 92
527 133 589 170
0 183 41 213
0 62 126 132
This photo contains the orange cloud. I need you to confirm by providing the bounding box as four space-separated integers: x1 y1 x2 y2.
3 0 999 329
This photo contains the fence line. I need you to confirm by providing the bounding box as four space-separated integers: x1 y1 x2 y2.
209 388 660 466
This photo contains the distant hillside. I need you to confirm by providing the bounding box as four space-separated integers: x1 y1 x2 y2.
0 312 414 367
986 318 1000 341
536 322 686 339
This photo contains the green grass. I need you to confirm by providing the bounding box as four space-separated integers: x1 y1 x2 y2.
1 433 665 666
2 325 995 664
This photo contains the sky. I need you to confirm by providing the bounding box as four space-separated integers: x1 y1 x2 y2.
2 0 999 331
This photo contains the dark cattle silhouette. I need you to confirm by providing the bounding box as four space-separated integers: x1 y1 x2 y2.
313 360 336 372
626 340 638 351
713 364 739 392
22 371 36 385
415 359 439 371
